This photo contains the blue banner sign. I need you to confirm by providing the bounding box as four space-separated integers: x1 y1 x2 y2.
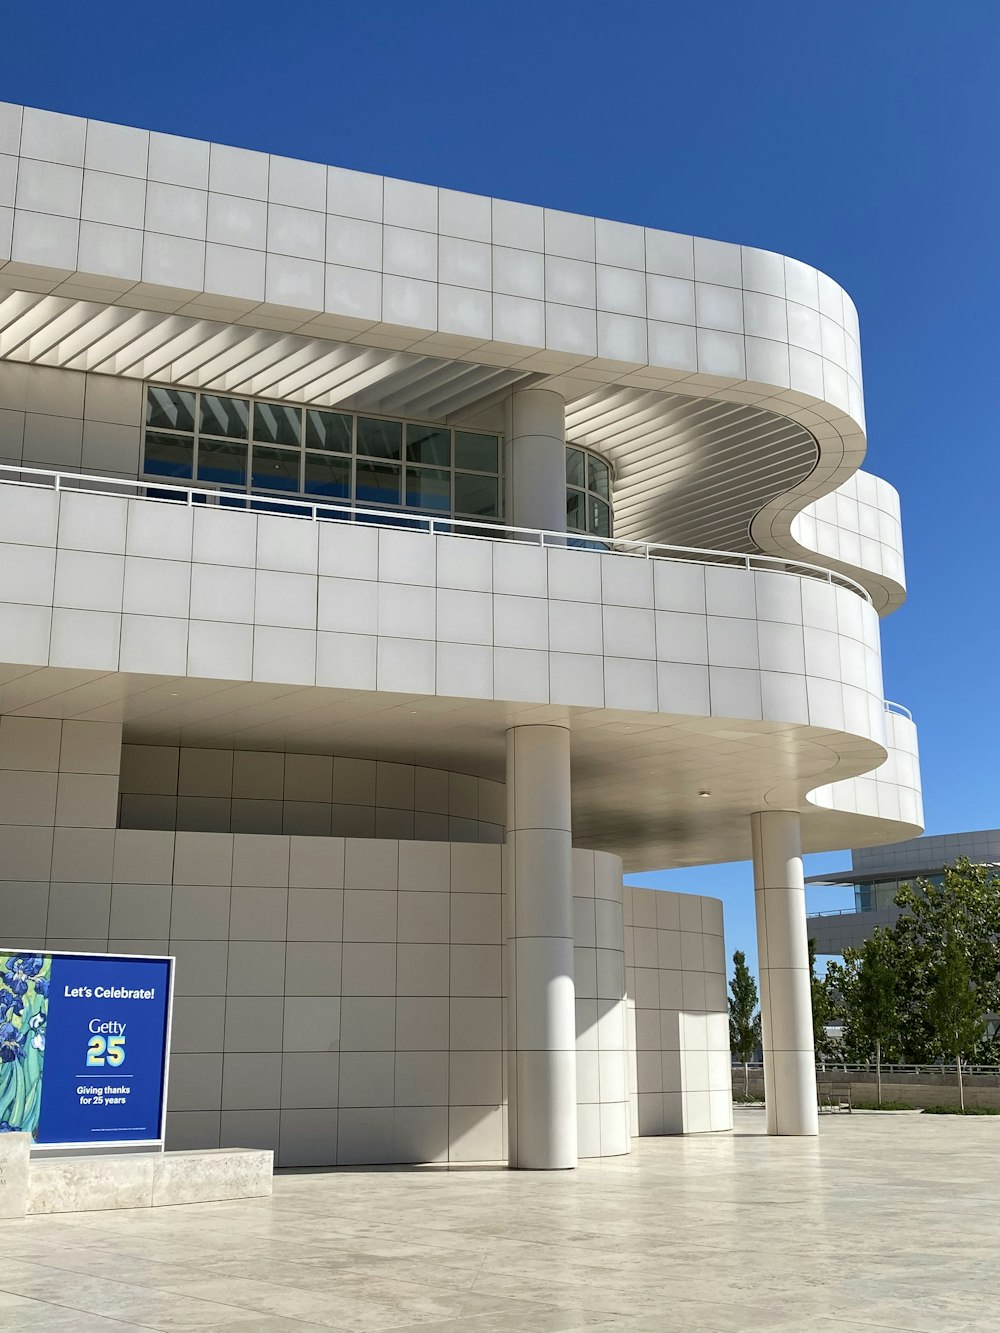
0 951 173 1147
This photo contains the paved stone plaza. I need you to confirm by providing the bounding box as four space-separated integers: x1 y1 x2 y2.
2 1110 996 1331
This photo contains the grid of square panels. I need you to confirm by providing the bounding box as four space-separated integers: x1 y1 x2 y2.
142 384 503 523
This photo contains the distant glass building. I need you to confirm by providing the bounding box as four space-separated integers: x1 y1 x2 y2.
807 829 1000 955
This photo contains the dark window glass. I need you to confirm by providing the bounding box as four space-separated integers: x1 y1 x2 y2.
253 402 301 447
357 417 402 460
144 431 194 479
406 423 451 466
304 453 351 498
588 456 610 500
146 387 195 433
566 489 585 531
455 472 499 517
200 394 249 439
305 409 352 453
455 432 498 474
356 459 401 506
566 447 585 488
588 496 611 537
197 439 248 486
251 446 300 492
405 466 451 512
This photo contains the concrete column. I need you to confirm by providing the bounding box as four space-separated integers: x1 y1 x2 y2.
504 724 577 1169
751 810 819 1136
504 387 566 533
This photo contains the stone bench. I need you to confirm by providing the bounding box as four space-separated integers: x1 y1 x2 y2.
0 1134 272 1216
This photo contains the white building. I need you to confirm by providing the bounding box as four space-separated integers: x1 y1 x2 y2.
0 102 922 1165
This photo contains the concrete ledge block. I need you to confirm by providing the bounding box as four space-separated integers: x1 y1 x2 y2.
0 1132 31 1218
152 1147 273 1206
24 1146 272 1214
27 1152 154 1214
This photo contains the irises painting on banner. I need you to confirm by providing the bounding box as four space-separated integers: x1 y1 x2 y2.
0 954 49 1136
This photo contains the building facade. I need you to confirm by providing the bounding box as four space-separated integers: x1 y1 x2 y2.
808 828 999 955
0 102 922 1162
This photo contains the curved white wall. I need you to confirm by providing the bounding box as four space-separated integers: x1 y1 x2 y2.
0 483 888 748
119 742 505 842
0 102 865 435
624 885 732 1135
808 710 922 830
781 470 906 613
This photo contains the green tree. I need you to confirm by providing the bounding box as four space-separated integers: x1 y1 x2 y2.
728 950 761 1096
808 938 838 1061
926 932 984 1110
835 929 902 1105
891 858 1000 1063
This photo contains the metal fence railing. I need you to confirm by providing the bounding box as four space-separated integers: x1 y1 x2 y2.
0 462 874 602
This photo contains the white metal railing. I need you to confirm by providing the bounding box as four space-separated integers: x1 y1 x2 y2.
0 462 873 602
884 699 913 720
735 1062 1000 1076
807 906 867 918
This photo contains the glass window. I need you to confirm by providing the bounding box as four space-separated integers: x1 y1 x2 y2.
251 446 300 492
197 439 247 487
144 431 194 479
566 489 585 531
406 466 451 512
304 453 351 498
356 459 401 506
253 402 300 447
588 496 611 537
588 456 610 500
200 395 249 439
406 423 451 466
454 472 499 517
305 409 352 453
455 432 498 474
146 387 195 434
142 384 515 522
357 417 402 460
566 447 585 488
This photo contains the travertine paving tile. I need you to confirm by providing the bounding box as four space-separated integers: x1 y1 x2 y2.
3 1110 997 1331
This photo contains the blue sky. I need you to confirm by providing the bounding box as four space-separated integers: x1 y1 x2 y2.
5 2 997 976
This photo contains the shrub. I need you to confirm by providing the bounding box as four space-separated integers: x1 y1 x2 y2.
922 1105 1000 1115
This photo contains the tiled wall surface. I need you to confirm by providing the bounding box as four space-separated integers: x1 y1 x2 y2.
791 470 906 597
1 714 731 1164
119 743 504 843
0 715 123 945
0 102 866 432
852 826 1000 874
572 849 630 1158
0 481 889 739
809 710 922 831
624 884 733 1135
806 906 899 956
0 363 141 476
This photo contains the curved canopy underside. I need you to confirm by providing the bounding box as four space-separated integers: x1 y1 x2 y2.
0 284 885 600
0 663 920 874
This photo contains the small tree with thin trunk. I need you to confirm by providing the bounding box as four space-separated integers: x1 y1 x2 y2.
729 950 761 1096
837 929 901 1106
926 932 984 1110
808 938 837 1063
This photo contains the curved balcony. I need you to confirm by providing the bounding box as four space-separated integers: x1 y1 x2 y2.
0 461 915 870
754 470 906 614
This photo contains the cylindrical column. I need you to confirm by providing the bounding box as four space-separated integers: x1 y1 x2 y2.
504 724 577 1169
750 810 819 1136
504 387 566 533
